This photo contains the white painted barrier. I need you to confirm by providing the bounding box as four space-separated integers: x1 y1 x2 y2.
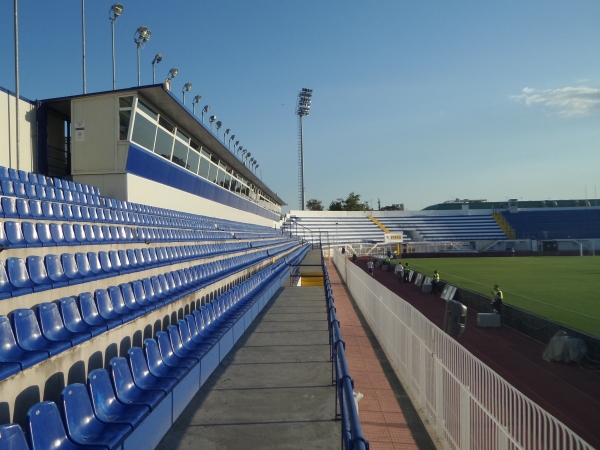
333 251 593 450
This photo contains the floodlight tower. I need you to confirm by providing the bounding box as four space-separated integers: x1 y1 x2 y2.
296 88 313 210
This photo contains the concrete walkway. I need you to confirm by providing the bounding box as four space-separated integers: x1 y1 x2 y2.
156 283 339 449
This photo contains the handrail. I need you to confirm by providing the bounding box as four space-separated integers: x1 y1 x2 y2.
321 252 369 450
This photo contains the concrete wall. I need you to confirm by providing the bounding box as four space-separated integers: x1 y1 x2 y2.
0 88 36 171
71 94 119 174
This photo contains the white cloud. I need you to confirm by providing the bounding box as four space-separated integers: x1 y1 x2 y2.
512 86 600 117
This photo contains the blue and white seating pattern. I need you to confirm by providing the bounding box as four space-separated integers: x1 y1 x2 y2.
0 246 309 450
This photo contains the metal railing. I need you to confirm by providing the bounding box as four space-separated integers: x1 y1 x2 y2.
333 250 593 450
322 253 369 450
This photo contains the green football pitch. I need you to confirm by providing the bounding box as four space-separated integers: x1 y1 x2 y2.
394 256 600 338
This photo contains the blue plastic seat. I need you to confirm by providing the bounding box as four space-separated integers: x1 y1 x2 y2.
63 190 74 204
178 319 213 356
166 325 202 362
44 254 72 287
60 253 85 285
27 172 39 184
94 289 129 325
29 200 44 219
79 292 120 330
61 224 78 245
156 330 197 369
74 252 100 282
126 249 139 269
1 180 15 197
15 198 31 218
133 279 165 308
1 197 19 219
38 302 90 345
59 383 131 449
87 252 108 279
109 357 166 409
71 205 83 221
0 423 30 449
6 257 36 293
108 251 126 274
26 401 107 450
106 286 145 320
5 222 27 248
87 368 150 427
81 225 95 243
59 297 105 337
143 338 188 380
62 203 74 221
22 221 42 247
98 251 117 275
26 255 59 290
12 309 71 356
117 250 133 273
35 185 47 201
36 222 55 247
12 182 27 198
127 346 177 393
25 183 38 199
120 282 154 312
0 315 47 372
52 202 64 220
0 166 9 180
49 223 66 246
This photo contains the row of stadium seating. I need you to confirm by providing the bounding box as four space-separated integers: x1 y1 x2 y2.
501 209 600 240
0 244 298 379
0 247 306 450
0 165 100 196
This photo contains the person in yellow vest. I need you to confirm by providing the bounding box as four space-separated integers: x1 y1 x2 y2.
431 270 440 294
490 284 503 315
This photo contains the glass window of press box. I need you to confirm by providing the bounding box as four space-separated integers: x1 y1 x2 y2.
124 95 275 208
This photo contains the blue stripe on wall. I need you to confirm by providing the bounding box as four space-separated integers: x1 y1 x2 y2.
125 143 279 221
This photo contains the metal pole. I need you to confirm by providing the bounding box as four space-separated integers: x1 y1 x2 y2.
152 62 156 84
299 115 305 210
82 0 86 93
14 0 20 169
137 45 141 86
111 19 116 90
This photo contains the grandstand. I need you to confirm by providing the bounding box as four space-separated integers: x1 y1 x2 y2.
1 79 598 450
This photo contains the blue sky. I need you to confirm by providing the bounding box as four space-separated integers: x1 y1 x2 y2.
1 1 600 212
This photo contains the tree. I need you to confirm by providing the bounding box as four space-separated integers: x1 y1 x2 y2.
328 192 371 211
306 199 324 211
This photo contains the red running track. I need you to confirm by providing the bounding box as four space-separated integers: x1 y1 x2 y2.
354 257 600 449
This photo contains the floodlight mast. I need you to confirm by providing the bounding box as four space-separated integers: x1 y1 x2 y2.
296 88 313 210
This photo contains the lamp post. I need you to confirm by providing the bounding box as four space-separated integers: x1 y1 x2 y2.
245 152 251 166
229 134 235 150
151 53 162 83
109 4 123 90
215 121 222 136
209 115 217 131
192 95 201 114
236 142 241 156
296 87 313 210
182 83 192 104
201 105 210 123
224 128 230 144
82 0 86 93
134 26 151 86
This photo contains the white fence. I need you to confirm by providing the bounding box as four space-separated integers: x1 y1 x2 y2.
333 251 593 450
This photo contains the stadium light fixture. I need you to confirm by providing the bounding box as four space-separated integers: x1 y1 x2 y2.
296 87 313 210
134 26 151 86
151 52 162 83
224 128 230 144
109 3 123 90
163 67 177 90
209 115 217 131
229 134 235 149
182 82 192 104
201 105 210 123
192 95 202 114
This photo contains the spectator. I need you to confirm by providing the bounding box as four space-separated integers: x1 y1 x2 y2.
431 270 440 294
490 284 503 315
394 262 404 281
367 260 374 276
403 262 411 283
